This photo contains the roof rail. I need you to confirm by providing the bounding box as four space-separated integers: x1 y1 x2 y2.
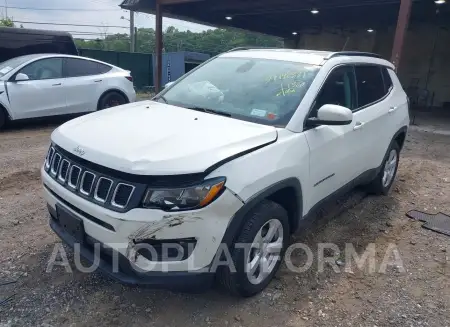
327 51 383 59
226 47 281 52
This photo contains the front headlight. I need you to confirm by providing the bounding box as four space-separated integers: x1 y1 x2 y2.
142 177 226 211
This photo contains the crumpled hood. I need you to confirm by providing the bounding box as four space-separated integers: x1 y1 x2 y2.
52 101 277 175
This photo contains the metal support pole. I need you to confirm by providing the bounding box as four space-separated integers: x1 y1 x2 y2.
134 26 138 52
391 0 412 70
130 10 135 53
155 0 163 93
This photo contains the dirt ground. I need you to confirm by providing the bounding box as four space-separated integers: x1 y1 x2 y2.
0 116 449 327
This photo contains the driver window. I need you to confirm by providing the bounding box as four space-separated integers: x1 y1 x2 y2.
311 66 356 117
19 58 63 80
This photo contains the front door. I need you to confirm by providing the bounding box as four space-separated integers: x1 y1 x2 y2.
7 57 67 119
303 65 360 212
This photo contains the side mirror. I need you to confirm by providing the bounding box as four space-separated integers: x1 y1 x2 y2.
15 73 30 82
164 81 175 89
306 104 353 127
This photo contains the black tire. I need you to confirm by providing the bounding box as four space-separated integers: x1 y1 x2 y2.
366 141 400 195
98 91 127 110
217 200 290 297
0 107 6 131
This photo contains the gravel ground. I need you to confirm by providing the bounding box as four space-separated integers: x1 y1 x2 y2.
0 117 449 327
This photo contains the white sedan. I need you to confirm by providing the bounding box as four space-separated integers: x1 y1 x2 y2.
0 54 136 129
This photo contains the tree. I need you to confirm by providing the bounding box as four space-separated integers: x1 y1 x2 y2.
0 18 14 27
75 26 283 54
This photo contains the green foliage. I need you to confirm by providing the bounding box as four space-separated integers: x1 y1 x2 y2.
0 18 14 27
75 26 283 54
75 34 130 52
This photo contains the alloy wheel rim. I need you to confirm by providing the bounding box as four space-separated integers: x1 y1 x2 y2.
105 99 120 108
382 149 398 187
246 219 283 285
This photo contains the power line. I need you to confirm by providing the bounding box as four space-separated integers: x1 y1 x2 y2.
67 31 128 35
13 20 129 29
140 12 213 32
7 6 121 12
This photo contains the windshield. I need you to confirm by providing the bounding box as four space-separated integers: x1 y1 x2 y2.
0 56 33 78
157 57 319 127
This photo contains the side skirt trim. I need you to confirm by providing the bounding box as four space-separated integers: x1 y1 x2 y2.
301 167 379 225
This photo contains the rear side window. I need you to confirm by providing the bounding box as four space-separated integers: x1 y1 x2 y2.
382 68 393 93
64 58 111 77
354 65 385 107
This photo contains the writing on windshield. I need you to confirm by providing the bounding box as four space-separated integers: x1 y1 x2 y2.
160 57 319 127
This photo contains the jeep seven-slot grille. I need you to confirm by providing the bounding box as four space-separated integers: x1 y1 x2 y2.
44 146 136 212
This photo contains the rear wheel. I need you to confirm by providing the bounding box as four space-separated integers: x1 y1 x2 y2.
366 142 400 195
98 92 127 110
218 200 290 297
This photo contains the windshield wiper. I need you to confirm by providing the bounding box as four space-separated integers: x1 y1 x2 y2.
153 95 168 104
187 106 231 117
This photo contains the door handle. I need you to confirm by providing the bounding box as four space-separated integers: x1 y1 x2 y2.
353 122 365 131
388 106 399 113
52 83 62 86
94 80 102 83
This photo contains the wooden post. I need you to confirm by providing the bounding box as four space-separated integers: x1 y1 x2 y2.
154 0 163 93
391 0 412 70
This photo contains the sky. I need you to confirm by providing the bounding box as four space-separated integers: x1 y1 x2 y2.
1 0 213 38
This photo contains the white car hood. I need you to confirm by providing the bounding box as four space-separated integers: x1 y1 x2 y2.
52 101 277 175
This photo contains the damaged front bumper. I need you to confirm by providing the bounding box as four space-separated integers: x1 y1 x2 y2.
42 167 243 288
48 206 214 290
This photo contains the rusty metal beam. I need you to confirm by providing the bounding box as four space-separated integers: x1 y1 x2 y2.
155 0 163 93
211 0 400 15
391 0 412 69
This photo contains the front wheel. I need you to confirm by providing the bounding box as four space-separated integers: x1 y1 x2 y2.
218 200 290 297
366 142 400 195
98 92 127 110
0 109 5 131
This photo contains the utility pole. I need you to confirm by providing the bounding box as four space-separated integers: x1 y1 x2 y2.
4 0 8 18
130 10 135 53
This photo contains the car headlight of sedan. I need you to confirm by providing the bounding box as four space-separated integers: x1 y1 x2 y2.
142 177 226 211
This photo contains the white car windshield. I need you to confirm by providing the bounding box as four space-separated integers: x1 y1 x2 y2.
156 57 319 127
0 56 33 78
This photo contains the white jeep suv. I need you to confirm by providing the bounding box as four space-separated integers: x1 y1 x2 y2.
42 49 409 297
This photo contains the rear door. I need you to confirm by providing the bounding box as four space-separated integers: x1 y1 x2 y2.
352 65 395 171
304 65 360 210
7 57 67 119
62 58 112 113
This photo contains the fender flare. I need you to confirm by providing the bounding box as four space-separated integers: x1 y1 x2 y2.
221 178 303 248
375 125 408 173
392 126 408 149
386 126 408 157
